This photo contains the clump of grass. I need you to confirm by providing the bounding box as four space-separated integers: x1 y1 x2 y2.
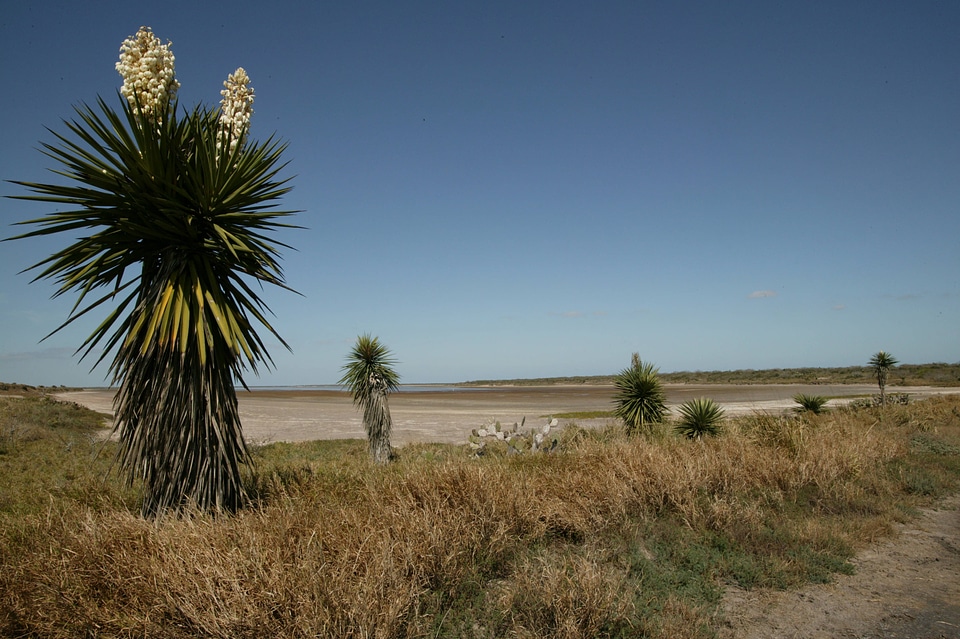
487 548 637 637
1 395 959 638
0 396 127 516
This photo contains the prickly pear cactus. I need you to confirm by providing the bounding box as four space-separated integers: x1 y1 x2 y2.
469 417 560 456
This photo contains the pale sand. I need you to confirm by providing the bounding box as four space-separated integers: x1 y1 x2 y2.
55 384 959 446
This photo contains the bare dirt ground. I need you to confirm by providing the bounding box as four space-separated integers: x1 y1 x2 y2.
720 493 960 639
54 383 960 638
54 383 958 446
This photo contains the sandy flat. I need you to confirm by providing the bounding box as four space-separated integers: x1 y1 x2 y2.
55 384 959 446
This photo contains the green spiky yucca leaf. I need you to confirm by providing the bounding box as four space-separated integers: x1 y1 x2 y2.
7 95 298 515
339 335 401 406
10 97 296 372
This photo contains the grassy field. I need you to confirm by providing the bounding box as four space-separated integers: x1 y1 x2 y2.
1 391 959 638
461 361 960 387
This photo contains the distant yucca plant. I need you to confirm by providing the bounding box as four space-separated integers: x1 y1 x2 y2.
793 394 829 414
6 27 296 515
612 353 666 434
339 335 400 464
869 351 899 407
674 398 725 439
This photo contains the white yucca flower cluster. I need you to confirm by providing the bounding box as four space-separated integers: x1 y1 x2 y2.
218 67 255 154
116 26 179 122
116 27 256 157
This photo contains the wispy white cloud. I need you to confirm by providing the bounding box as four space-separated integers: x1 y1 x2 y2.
0 347 75 362
748 290 776 299
550 310 607 319
882 293 923 302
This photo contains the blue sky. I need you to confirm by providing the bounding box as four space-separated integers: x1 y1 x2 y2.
1 1 958 386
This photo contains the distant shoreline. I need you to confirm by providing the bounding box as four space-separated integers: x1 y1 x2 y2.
4 361 958 396
458 362 960 388
51 383 960 446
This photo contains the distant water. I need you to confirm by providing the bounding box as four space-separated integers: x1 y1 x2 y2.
249 384 482 393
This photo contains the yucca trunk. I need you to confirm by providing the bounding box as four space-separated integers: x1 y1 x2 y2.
364 376 393 465
116 348 247 515
113 261 249 515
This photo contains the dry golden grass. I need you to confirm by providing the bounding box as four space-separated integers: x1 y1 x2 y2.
1 395 959 638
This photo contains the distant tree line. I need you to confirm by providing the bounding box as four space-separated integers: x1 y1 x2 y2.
460 362 960 388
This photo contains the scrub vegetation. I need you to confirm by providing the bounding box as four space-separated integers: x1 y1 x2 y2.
2 391 959 638
461 361 960 387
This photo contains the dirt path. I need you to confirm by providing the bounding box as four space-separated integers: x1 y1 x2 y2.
720 494 960 639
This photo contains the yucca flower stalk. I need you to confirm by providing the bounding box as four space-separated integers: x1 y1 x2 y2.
6 28 297 516
116 27 179 123
218 67 254 154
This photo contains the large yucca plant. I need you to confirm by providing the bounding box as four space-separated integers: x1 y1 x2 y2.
5 28 296 515
339 335 401 464
612 353 666 434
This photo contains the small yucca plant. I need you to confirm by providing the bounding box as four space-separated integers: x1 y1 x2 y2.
339 335 400 464
674 398 725 439
612 353 666 434
793 393 828 414
869 351 899 407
